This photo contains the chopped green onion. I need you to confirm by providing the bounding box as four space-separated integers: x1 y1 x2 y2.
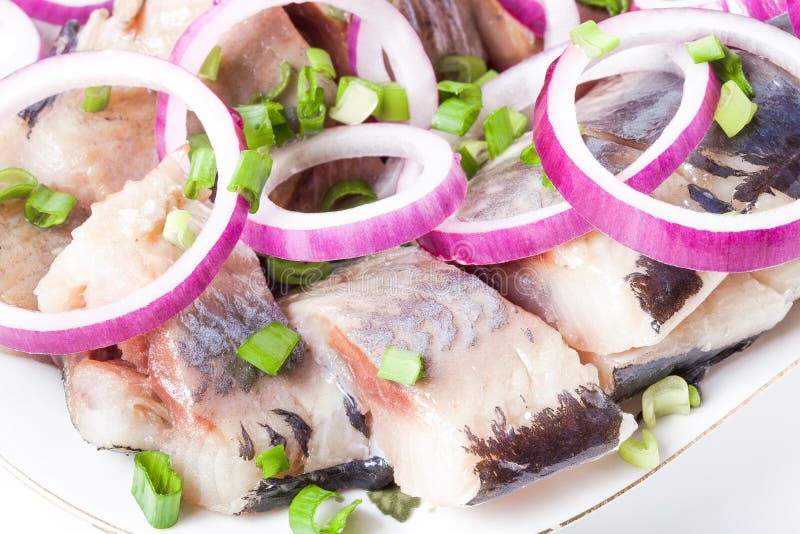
288 484 361 534
475 69 498 87
375 82 410 122
329 77 383 125
264 256 332 286
0 167 38 203
237 321 300 376
642 375 691 428
457 140 489 179
199 45 222 82
131 451 182 529
82 85 111 113
437 80 481 104
714 79 758 138
367 486 421 523
187 133 211 159
297 66 327 136
435 54 488 83
250 61 294 104
541 173 556 191
576 0 630 16
321 179 377 211
307 47 336 79
569 20 620 59
685 35 725 64
520 143 541 166
431 98 481 136
235 103 278 149
483 107 527 159
184 147 217 200
255 444 290 479
24 185 77 228
227 149 273 213
162 210 196 250
712 44 754 98
688 384 701 408
618 429 659 470
377 347 423 386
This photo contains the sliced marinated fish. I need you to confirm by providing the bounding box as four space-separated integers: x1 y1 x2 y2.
469 0 539 70
281 247 634 506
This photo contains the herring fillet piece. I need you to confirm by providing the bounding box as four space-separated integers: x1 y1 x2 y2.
44 156 385 514
281 247 635 506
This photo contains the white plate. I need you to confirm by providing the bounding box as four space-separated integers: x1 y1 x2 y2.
1 305 799 534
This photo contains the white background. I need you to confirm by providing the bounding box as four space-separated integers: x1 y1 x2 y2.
2 366 798 534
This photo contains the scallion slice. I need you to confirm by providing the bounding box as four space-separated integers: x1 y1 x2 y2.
688 384 701 408
187 133 211 159
457 140 489 179
265 256 332 286
542 174 556 191
251 61 293 104
24 185 76 228
307 47 336 79
227 149 273 213
297 66 327 136
483 107 526 159
288 484 361 534
618 429 659 470
162 210 196 250
375 82 410 122
475 69 498 87
569 20 620 59
237 321 300 376
434 54 488 83
431 98 481 137
520 143 541 166
131 451 182 529
713 44 754 98
255 444 290 479
377 347 423 386
235 103 277 149
184 147 217 200
321 179 378 211
199 45 222 82
576 0 630 16
82 85 111 113
0 167 38 203
329 77 383 125
714 79 757 138
685 35 725 64
642 375 691 428
437 80 481 105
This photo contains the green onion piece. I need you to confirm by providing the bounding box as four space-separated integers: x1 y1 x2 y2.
329 77 383 125
235 103 277 149
569 20 620 59
0 167 38 203
685 35 725 64
199 45 222 82
227 149 273 213
618 429 660 470
237 321 300 376
265 256 332 286
642 375 691 428
688 384 701 408
542 173 556 191
712 44 754 98
250 61 294 104
24 185 77 228
576 0 630 16
255 444 290 479
184 147 217 200
435 54 488 83
131 451 182 529
321 179 378 211
288 484 361 534
367 486 421 523
431 98 481 136
375 82 410 122
377 347 423 386
457 140 489 179
475 69 498 87
520 143 541 166
162 210 196 250
437 80 481 105
307 47 336 79
714 79 758 138
297 66 327 136
483 106 525 159
187 133 211 159
82 85 111 113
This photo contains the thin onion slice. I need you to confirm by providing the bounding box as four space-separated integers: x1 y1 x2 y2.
632 0 787 20
0 50 247 355
11 0 112 24
496 0 546 36
540 0 579 49
158 0 437 159
788 0 800 33
0 0 41 77
421 43 717 264
242 124 467 262
347 14 390 82
535 9 800 272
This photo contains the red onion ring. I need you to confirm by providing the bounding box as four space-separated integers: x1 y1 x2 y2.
242 124 467 262
534 9 800 272
158 0 437 158
788 0 800 32
421 44 718 264
0 50 247 355
11 0 112 24
632 0 786 19
347 14 390 82
496 0 546 36
0 0 41 76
